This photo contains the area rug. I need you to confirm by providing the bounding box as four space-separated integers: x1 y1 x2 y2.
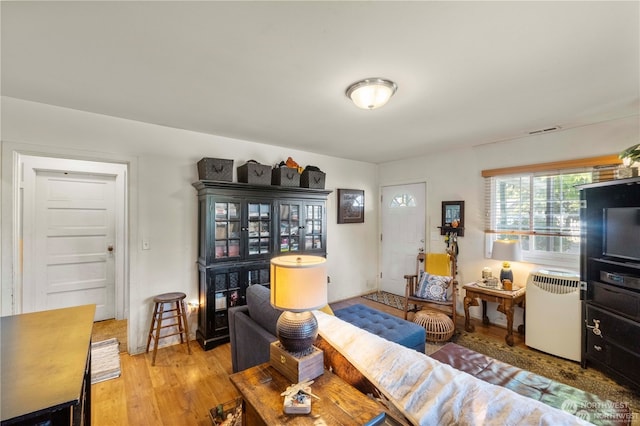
442 331 640 415
361 291 406 311
91 338 121 384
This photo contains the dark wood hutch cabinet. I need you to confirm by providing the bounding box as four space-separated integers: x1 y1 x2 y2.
193 181 331 350
580 176 640 389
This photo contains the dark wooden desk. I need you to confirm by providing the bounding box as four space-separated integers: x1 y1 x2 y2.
463 282 525 346
230 363 391 425
1 304 96 425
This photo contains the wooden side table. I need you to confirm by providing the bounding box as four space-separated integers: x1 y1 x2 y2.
463 282 526 346
230 363 395 425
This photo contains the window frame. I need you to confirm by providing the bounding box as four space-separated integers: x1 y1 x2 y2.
482 155 621 269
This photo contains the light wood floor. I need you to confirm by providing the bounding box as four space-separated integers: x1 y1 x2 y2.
90 296 523 425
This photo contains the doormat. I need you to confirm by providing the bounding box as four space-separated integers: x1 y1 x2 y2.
91 338 121 384
361 291 406 311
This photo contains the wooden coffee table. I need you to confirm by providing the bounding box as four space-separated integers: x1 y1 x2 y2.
230 363 397 425
463 282 526 346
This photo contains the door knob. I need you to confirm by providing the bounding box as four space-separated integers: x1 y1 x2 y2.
107 244 114 252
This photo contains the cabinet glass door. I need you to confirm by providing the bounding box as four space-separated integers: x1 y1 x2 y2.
210 267 241 334
304 204 324 251
214 201 241 260
246 265 270 288
247 202 271 257
279 202 301 253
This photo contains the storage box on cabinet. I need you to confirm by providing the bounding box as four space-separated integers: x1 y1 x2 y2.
197 158 233 181
272 167 300 187
237 163 271 185
301 170 326 189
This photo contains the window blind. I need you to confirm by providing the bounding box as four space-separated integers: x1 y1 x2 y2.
482 155 622 265
484 168 592 237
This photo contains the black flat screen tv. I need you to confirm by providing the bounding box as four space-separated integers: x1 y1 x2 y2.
602 207 640 262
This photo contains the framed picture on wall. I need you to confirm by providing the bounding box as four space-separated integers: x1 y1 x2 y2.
337 189 364 224
441 200 464 236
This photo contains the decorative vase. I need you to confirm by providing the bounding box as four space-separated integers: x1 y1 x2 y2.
500 263 513 283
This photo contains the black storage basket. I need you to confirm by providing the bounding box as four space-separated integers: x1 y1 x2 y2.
197 158 233 181
272 167 300 187
300 170 326 189
237 162 272 185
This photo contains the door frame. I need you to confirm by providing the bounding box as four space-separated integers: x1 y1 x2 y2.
1 144 133 321
379 179 429 291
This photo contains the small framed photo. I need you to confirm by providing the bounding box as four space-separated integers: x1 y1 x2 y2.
337 189 364 224
441 200 465 236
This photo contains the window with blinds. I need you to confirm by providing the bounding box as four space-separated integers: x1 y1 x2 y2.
483 155 621 268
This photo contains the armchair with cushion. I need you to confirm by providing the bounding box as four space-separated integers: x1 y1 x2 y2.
403 251 457 321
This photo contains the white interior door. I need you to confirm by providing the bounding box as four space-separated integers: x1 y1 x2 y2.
380 183 426 294
33 171 116 320
20 155 127 322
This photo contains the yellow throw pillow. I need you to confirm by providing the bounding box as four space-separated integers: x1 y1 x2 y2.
318 305 335 315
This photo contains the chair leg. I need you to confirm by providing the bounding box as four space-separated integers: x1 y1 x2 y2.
146 302 159 353
175 301 185 344
151 302 165 366
179 300 192 355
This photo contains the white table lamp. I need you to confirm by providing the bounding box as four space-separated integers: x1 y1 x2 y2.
270 255 327 354
491 239 522 283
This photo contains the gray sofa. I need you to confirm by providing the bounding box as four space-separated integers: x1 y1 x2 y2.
229 284 426 373
228 284 281 373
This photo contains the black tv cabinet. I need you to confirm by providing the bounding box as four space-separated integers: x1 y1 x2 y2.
579 177 640 390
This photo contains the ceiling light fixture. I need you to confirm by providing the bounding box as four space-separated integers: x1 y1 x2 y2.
346 78 397 110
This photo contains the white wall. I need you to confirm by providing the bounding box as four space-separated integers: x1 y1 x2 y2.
0 96 379 353
379 115 640 329
3 95 637 347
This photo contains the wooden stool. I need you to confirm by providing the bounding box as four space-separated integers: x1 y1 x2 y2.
145 292 192 365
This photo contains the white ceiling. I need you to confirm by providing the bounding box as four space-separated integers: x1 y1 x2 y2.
2 1 639 164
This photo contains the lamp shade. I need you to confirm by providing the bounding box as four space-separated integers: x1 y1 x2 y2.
491 239 523 262
270 255 327 312
346 78 397 110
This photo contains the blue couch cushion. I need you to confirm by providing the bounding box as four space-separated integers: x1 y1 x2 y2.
333 304 426 353
246 284 282 337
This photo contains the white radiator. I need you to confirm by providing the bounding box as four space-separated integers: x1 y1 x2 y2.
525 269 581 362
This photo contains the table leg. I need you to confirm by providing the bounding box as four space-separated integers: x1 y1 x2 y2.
504 301 515 346
518 302 526 335
481 300 489 325
464 295 477 332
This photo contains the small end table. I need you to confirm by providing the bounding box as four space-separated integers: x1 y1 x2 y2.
463 282 526 346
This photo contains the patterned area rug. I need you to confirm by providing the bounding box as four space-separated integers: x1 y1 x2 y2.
361 291 406 311
91 338 121 384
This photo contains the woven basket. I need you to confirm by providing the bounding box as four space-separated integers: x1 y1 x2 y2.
413 310 455 343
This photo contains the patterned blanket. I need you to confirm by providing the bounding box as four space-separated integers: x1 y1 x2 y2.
315 310 590 426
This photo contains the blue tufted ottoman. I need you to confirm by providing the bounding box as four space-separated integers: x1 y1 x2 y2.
333 304 426 353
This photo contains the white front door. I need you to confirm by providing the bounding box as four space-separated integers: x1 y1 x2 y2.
380 183 426 294
20 156 127 321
